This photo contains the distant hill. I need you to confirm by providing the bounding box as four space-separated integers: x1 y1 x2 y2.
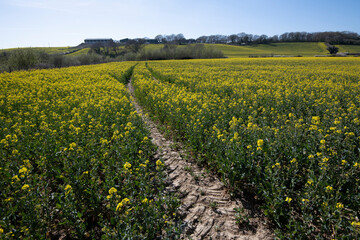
210 42 329 57
208 42 360 57
0 47 73 54
142 42 360 58
2 42 360 59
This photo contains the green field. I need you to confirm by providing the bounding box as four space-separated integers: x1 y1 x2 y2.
0 47 73 55
145 42 360 57
338 44 360 53
2 43 360 59
210 42 329 57
66 48 90 56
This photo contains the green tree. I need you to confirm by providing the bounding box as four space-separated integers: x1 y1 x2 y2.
327 45 339 54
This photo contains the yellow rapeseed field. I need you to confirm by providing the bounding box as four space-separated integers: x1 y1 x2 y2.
134 57 360 239
1 57 359 239
0 63 179 239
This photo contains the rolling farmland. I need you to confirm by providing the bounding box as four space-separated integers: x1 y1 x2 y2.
1 57 360 239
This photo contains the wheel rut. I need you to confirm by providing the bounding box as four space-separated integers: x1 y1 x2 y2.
127 79 273 240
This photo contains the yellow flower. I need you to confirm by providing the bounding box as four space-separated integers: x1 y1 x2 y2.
302 198 310 203
156 160 163 166
272 162 280 168
142 198 148 204
116 198 130 211
116 202 123 211
65 185 72 195
125 207 133 215
311 116 320 125
320 139 325 144
351 221 360 227
285 197 292 203
307 179 314 185
326 185 333 192
290 158 297 164
257 139 264 147
0 228 3 234
12 175 20 182
341 160 347 165
124 162 132 169
21 184 30 190
336 202 344 209
108 187 117 195
19 167 28 174
12 149 19 156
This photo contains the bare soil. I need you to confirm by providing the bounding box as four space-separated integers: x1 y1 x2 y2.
127 80 273 240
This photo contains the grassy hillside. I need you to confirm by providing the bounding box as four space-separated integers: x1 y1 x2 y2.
66 47 90 56
210 42 329 57
0 47 73 54
2 43 360 59
338 44 360 53
143 42 335 57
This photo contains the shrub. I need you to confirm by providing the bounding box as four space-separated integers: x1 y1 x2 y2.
8 49 39 71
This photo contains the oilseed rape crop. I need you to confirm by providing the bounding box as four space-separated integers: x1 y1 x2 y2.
133 58 360 239
0 63 179 239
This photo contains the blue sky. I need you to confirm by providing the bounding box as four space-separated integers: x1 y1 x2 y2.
1 0 359 48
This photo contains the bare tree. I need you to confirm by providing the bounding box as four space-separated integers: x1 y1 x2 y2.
125 39 146 53
155 34 164 43
229 34 239 44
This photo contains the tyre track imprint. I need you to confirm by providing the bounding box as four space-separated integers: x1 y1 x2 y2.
127 80 272 240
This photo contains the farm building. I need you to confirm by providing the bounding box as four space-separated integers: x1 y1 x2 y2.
84 38 113 45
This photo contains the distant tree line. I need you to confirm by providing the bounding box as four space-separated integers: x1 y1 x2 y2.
145 31 359 45
102 31 359 47
154 34 196 45
194 31 360 45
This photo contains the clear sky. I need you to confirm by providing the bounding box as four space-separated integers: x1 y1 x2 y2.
1 0 359 48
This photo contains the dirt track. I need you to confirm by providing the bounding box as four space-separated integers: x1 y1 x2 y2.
127 79 272 239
